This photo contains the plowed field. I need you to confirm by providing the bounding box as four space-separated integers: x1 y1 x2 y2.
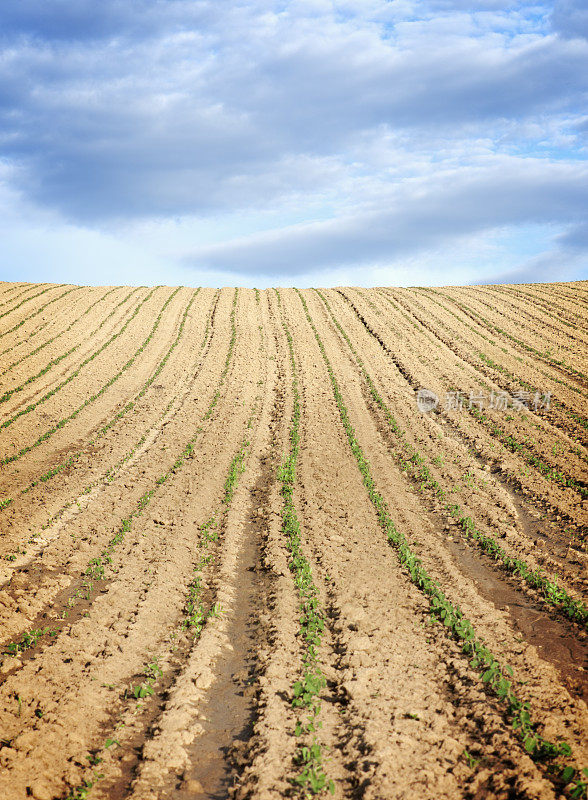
0 281 587 800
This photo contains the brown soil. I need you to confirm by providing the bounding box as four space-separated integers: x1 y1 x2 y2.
0 280 587 800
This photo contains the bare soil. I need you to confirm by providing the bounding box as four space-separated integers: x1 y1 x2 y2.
0 280 587 800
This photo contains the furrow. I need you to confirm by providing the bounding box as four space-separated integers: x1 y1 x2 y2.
0 286 78 341
297 288 588 800
0 286 119 382
0 287 178 466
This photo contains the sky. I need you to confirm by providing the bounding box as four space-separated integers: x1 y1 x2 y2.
0 0 587 288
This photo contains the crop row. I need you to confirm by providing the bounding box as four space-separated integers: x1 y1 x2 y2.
316 291 588 630
0 284 54 322
298 290 588 798
462 287 584 359
386 288 588 434
0 284 41 311
10 391 179 566
0 293 139 512
0 286 153 428
536 286 588 314
500 287 580 329
0 291 214 569
0 286 118 382
439 292 588 386
481 287 583 353
345 290 587 501
378 287 588 449
3 296 219 579
476 351 588 435
527 285 588 321
0 287 176 466
275 289 333 796
0 288 119 363
5 291 239 658
0 286 79 344
65 403 258 800
487 286 585 336
0 283 28 295
3 291 205 560
0 311 52 360
22 289 218 501
466 406 588 499
79 290 238 596
0 283 30 301
418 288 588 401
0 287 139 404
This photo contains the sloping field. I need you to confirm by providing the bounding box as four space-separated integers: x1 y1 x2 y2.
0 281 587 800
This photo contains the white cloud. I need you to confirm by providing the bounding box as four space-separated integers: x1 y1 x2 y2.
176 159 588 277
0 0 586 285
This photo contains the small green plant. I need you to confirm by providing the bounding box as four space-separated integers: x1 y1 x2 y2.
145 658 162 680
5 627 54 655
66 771 104 800
130 682 154 700
104 738 120 748
462 749 479 769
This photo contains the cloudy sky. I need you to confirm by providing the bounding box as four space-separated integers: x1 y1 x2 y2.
0 0 587 288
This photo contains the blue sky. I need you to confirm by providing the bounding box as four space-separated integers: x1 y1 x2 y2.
0 0 587 288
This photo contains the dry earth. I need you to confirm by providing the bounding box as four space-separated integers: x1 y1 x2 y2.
0 281 587 800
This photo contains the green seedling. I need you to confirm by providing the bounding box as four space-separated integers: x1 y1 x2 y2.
462 749 479 769
6 627 53 655
145 659 163 680
66 771 104 800
105 738 120 748
130 682 154 700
